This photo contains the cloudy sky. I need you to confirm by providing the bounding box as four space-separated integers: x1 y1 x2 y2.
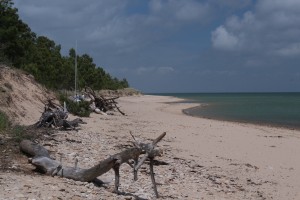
13 0 300 93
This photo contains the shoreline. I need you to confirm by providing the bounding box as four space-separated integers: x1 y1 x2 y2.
182 105 300 131
121 94 300 199
156 96 300 139
163 96 300 131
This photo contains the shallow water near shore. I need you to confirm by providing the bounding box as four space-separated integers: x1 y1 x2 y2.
151 92 300 129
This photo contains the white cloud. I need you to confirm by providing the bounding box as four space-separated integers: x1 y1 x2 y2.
211 26 239 50
136 67 155 75
87 17 132 43
211 0 300 57
175 1 210 21
13 0 214 56
275 43 300 56
148 0 212 24
257 0 300 13
84 0 214 53
136 66 175 75
226 12 256 31
157 66 175 74
211 0 252 9
11 0 300 92
149 0 162 12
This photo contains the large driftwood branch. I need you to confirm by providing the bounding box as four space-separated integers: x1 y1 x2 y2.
35 103 86 130
20 132 166 197
84 86 125 115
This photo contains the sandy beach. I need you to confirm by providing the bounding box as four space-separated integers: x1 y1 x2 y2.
2 1 300 199
1 94 300 199
118 95 300 199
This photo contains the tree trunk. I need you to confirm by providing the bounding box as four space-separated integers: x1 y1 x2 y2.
19 132 166 196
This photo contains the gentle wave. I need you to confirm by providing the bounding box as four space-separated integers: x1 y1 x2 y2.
151 93 300 129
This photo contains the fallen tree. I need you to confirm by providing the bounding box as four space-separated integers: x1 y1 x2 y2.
20 132 166 197
84 87 125 115
35 99 86 130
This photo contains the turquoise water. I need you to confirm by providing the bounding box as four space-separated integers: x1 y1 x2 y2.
151 93 300 129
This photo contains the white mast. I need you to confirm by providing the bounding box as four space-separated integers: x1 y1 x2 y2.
75 40 78 98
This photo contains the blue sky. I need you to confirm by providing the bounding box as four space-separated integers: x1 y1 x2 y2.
13 0 300 93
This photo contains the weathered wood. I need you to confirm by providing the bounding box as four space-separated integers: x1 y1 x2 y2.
20 140 143 181
84 86 125 115
114 104 125 115
20 140 50 158
150 157 159 198
113 164 121 194
134 132 166 171
133 157 139 181
35 108 85 130
20 132 166 196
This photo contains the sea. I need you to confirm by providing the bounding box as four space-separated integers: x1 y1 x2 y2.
150 93 300 129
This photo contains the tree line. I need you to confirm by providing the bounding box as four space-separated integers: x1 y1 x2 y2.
0 0 129 90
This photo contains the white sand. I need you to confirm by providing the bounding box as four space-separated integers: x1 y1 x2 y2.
1 94 300 199
117 95 300 199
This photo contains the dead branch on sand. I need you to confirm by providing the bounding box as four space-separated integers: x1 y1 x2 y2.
35 99 86 130
84 87 125 115
20 132 166 198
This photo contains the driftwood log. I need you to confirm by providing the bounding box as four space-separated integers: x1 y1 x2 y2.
20 132 166 197
84 87 125 115
35 99 86 130
35 112 85 130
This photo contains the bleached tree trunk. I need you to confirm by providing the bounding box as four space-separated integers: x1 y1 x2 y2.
20 132 166 196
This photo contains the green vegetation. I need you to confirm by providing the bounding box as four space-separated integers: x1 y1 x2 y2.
0 0 129 91
58 93 91 117
0 111 10 132
0 110 28 141
10 125 27 142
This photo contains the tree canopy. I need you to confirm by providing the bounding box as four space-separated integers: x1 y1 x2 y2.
0 0 129 90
